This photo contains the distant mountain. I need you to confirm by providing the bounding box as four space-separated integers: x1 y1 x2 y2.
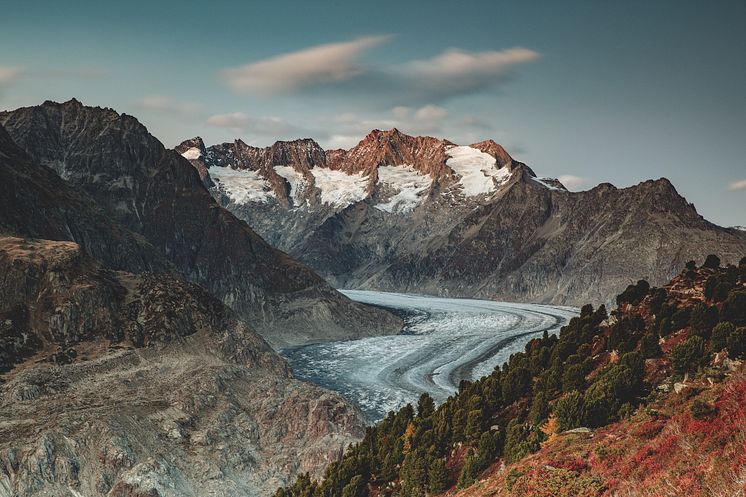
0 100 401 347
177 129 746 306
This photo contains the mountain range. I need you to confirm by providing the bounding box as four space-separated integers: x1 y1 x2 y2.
0 100 400 496
178 129 746 306
1 99 744 497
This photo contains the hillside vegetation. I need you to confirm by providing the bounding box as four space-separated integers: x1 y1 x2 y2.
275 255 746 497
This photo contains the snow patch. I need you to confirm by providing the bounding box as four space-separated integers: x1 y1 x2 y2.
310 167 369 208
274 165 308 206
375 165 432 213
209 166 275 204
445 145 512 196
180 147 201 161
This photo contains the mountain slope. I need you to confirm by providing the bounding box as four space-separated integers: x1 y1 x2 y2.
179 130 746 306
0 123 169 273
0 100 401 346
0 236 364 496
275 256 746 497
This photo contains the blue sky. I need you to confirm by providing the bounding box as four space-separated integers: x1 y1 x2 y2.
1 0 744 226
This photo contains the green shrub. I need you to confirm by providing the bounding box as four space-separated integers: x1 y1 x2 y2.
639 332 662 358
690 399 717 420
711 322 735 353
672 336 706 374
427 458 449 494
555 391 586 431
562 364 587 392
726 327 746 359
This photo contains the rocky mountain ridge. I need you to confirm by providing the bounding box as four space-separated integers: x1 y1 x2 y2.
178 130 746 306
0 100 401 347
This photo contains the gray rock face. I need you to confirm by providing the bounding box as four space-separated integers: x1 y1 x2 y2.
0 122 170 274
180 130 746 307
0 236 364 497
0 101 401 347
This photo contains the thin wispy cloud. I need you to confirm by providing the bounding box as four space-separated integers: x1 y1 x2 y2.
207 112 302 136
461 115 494 131
221 35 391 95
0 66 23 87
323 105 451 148
395 47 540 101
728 179 746 191
220 38 540 105
136 95 202 116
558 175 589 189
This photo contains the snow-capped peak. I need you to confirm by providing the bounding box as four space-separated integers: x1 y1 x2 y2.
445 145 512 197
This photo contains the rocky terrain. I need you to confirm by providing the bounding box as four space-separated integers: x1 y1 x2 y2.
179 129 746 306
0 100 401 347
0 236 365 496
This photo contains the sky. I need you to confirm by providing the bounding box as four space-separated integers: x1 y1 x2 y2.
1 0 744 226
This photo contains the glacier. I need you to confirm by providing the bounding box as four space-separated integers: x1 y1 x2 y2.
282 290 578 422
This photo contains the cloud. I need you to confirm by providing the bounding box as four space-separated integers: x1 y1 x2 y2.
135 95 201 116
207 112 301 136
558 175 589 189
0 66 23 87
219 38 540 104
221 35 391 95
415 104 448 121
728 179 746 191
325 105 450 144
461 115 494 130
396 47 540 101
35 67 107 80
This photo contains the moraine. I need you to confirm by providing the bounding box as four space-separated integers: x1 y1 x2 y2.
282 290 578 422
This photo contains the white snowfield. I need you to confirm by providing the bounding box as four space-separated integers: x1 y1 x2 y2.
209 166 276 204
374 165 433 213
445 145 512 197
200 145 567 208
309 167 369 208
282 290 577 422
273 165 308 206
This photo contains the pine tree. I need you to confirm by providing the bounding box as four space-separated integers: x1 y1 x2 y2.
417 393 435 418
528 391 549 426
341 475 366 497
671 336 706 374
711 322 734 353
703 254 721 269
427 458 449 494
400 449 427 497
640 332 662 358
555 390 585 431
457 450 479 488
